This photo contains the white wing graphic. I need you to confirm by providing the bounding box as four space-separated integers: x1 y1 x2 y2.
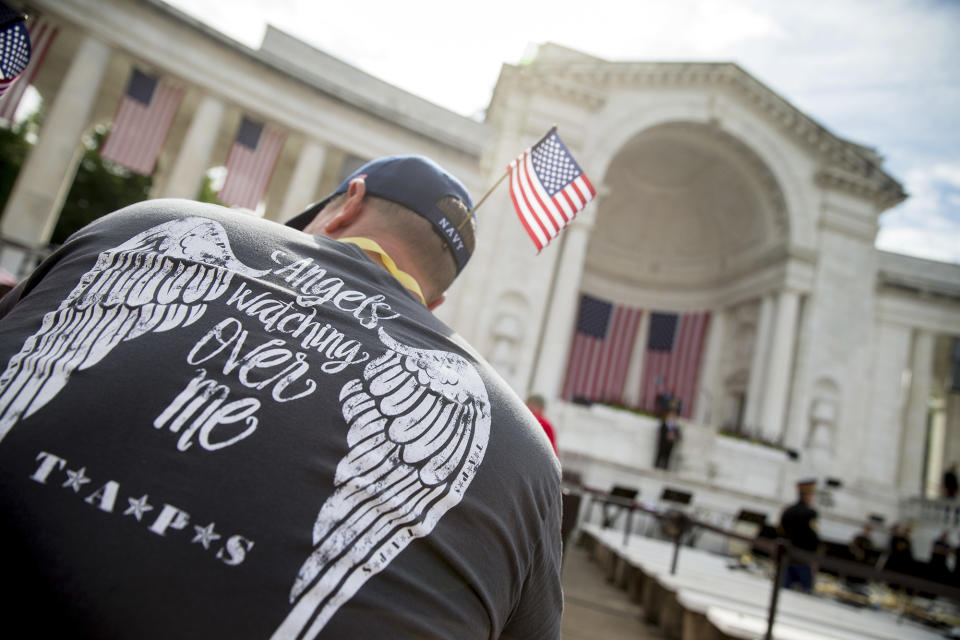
272 327 491 640
0 217 268 441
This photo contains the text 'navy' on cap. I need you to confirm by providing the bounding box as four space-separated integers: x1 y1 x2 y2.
287 155 476 274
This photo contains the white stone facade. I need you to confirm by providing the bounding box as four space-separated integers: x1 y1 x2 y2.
3 1 959 535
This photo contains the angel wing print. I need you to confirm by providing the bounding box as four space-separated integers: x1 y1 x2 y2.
272 327 491 640
0 216 268 441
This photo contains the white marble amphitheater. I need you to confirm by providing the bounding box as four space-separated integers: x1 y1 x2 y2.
2 0 959 551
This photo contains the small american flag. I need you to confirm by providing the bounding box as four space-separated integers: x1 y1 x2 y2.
639 311 710 418
219 116 286 210
508 127 595 252
0 6 29 100
0 13 55 121
99 69 183 176
562 294 643 405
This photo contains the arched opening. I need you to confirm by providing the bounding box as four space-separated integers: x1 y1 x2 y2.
585 121 788 292
559 121 790 420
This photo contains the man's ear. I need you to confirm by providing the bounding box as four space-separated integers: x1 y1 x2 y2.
324 178 366 235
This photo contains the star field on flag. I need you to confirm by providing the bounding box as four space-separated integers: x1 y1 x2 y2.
0 5 30 100
218 116 286 210
508 127 596 252
561 294 643 406
0 14 57 121
99 68 184 176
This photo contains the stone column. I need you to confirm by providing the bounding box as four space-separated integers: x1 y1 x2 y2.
759 290 801 442
160 94 226 200
623 311 651 408
860 322 912 488
0 36 111 269
898 329 935 494
695 308 726 426
924 399 948 499
273 140 327 223
744 295 774 432
531 216 594 401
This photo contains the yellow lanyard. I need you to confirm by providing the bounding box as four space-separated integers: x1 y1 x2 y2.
339 237 426 306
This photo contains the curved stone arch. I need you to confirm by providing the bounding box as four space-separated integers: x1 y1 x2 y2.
579 117 791 289
582 92 816 251
602 120 789 236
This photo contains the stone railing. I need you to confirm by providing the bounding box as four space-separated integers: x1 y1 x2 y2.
552 401 799 502
901 496 960 528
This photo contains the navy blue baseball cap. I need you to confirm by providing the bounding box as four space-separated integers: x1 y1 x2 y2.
286 155 476 274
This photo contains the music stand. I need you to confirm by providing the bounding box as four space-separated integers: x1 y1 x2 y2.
648 487 693 539
587 485 639 542
729 509 767 557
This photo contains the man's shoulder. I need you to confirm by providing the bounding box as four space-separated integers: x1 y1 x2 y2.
90 198 229 225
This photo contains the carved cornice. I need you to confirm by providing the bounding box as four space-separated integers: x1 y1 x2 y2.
815 166 906 209
495 65 607 111
504 51 905 210
877 251 960 301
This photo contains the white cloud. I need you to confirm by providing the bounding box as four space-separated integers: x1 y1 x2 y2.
876 226 960 264
877 164 960 264
931 164 960 187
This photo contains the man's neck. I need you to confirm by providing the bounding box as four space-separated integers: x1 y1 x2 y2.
337 236 427 306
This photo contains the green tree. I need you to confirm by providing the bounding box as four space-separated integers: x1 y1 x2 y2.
1 114 225 248
51 124 153 245
0 110 42 214
197 171 226 206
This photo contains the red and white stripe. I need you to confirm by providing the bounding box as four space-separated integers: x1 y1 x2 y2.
218 126 286 210
0 17 57 122
638 312 710 418
562 304 643 405
0 77 16 97
508 152 596 253
99 80 183 176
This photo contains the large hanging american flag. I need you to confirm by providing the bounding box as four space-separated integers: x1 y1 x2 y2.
99 69 183 176
219 116 286 210
639 311 710 418
561 294 643 405
508 127 596 252
0 13 56 121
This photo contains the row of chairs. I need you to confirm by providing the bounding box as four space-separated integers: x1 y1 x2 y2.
562 472 776 558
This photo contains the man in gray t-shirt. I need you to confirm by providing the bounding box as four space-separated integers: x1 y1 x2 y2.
0 156 562 639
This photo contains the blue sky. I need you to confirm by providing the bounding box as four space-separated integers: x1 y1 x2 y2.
164 0 960 264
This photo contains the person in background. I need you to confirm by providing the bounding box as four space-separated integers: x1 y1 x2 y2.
526 394 558 456
654 399 682 470
944 463 958 499
845 521 877 588
849 522 876 565
928 530 953 584
778 479 820 592
883 522 917 593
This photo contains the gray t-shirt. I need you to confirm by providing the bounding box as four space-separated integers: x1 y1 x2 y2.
0 200 562 639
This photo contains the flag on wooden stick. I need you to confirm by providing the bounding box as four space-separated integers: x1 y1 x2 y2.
561 294 643 405
0 5 30 100
219 116 286 210
99 69 183 175
507 127 595 251
0 12 56 121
